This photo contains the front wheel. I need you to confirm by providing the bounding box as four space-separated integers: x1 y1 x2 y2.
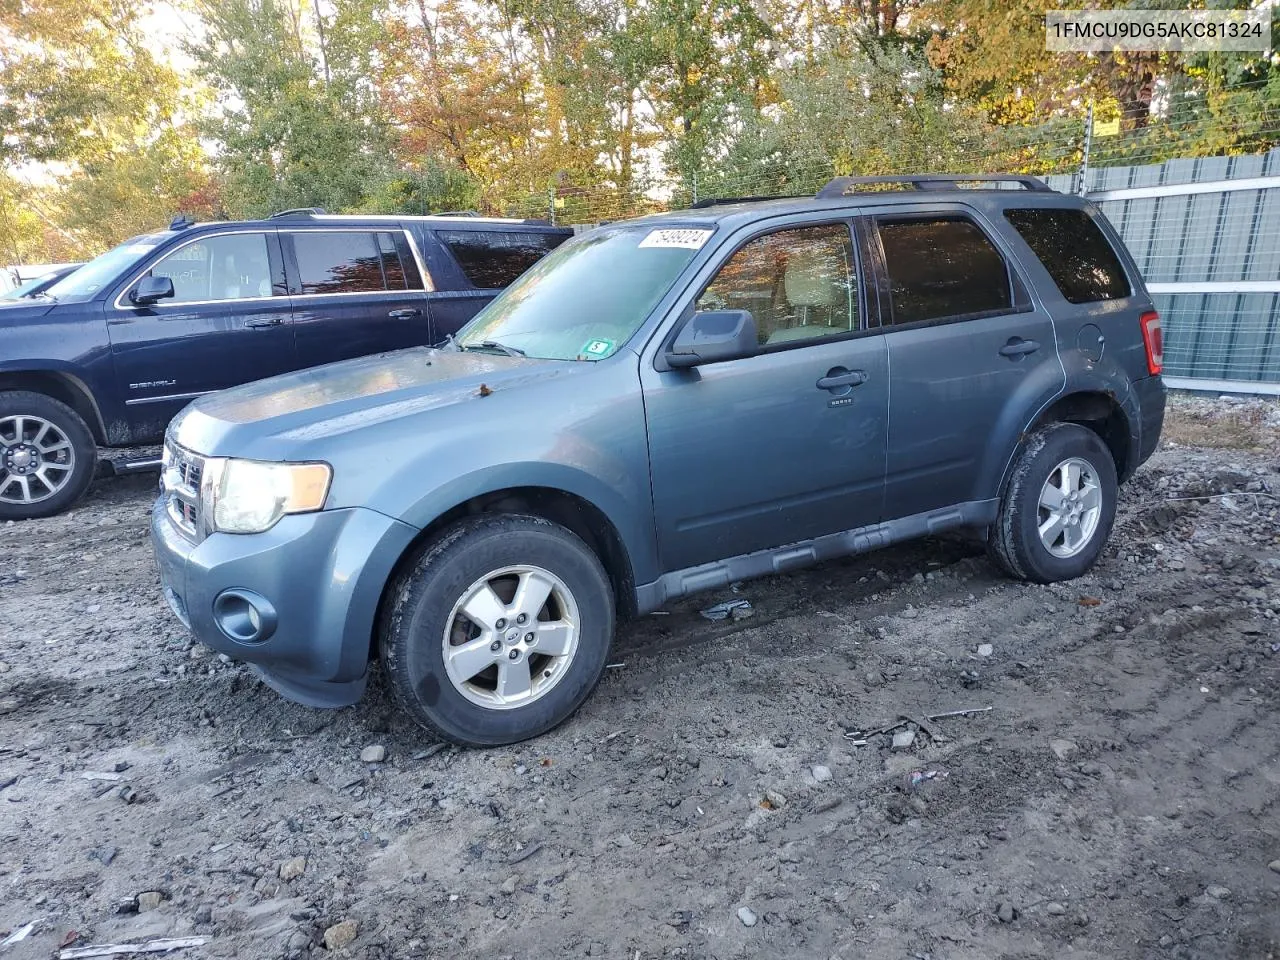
988 422 1118 584
0 390 97 521
380 514 615 747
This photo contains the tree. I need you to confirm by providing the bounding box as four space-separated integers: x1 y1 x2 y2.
0 0 212 258
712 38 986 199
187 0 399 217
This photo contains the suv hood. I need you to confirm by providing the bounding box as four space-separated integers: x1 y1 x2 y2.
0 299 57 319
171 347 582 457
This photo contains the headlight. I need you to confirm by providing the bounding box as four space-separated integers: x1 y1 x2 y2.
208 459 331 534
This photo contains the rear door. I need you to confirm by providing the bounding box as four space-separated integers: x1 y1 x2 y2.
868 207 1064 517
105 228 296 432
283 227 432 367
426 228 570 341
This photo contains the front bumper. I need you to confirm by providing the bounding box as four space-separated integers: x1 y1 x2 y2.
151 498 419 708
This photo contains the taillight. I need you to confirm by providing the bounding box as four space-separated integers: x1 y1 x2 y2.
1139 310 1163 376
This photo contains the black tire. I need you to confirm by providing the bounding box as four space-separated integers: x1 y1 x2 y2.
381 513 615 747
0 390 97 521
988 422 1118 584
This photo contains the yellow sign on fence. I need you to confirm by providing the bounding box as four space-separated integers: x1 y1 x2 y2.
1094 117 1121 137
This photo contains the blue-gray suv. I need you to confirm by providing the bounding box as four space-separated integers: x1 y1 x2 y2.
152 175 1167 746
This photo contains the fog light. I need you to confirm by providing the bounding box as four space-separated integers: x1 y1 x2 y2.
212 589 277 644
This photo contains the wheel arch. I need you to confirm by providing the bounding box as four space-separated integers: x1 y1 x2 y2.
0 369 107 444
370 484 640 660
1028 390 1135 481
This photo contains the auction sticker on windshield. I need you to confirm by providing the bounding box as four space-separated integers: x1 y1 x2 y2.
638 228 713 250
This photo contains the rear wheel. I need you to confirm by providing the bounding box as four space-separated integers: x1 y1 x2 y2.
988 422 1118 584
0 391 97 521
380 514 614 747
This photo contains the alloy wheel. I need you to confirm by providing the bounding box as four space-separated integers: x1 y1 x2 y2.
0 415 76 505
441 564 580 710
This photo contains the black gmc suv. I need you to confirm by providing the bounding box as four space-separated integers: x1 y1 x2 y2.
0 211 572 520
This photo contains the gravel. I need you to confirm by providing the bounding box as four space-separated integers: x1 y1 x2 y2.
0 395 1277 958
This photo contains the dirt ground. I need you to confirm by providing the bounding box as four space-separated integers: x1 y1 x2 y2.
2 395 1279 960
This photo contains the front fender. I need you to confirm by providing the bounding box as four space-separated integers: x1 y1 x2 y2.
389 461 659 585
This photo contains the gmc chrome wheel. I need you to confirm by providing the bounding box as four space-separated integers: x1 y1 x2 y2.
0 414 76 505
442 564 581 710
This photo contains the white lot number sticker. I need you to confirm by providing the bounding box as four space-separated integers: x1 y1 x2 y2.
638 228 713 250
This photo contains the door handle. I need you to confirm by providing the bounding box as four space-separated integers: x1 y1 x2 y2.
816 369 868 391
244 317 283 329
999 337 1040 358
389 308 422 319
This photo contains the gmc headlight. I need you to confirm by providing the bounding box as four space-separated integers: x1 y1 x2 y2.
207 459 332 534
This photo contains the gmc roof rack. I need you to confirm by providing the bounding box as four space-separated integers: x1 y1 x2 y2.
817 174 1051 197
269 207 327 218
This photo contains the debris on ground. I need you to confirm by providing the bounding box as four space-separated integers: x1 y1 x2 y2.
699 598 753 621
58 938 209 959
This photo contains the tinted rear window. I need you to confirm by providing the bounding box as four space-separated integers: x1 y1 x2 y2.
877 217 1013 325
438 230 569 288
293 230 424 294
294 232 386 294
1004 208 1131 303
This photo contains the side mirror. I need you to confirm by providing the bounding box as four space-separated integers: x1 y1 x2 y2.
131 275 175 306
666 309 757 368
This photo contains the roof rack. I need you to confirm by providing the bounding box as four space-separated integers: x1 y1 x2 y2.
690 194 809 209
817 174 1051 198
433 209 480 217
269 207 327 219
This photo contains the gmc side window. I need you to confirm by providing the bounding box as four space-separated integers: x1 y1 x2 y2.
696 223 859 347
1004 208 1131 303
292 231 425 295
147 233 273 303
437 230 569 289
877 217 1013 325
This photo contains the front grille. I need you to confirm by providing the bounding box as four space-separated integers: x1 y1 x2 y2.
163 442 206 540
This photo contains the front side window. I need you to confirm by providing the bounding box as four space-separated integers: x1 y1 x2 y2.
439 230 569 289
878 217 1013 325
1004 207 1130 303
697 223 858 347
147 233 273 303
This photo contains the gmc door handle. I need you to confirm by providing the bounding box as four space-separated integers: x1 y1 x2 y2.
389 308 422 319
244 317 283 329
816 369 868 391
999 337 1040 358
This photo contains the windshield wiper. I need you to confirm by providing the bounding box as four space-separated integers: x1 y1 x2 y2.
463 339 526 358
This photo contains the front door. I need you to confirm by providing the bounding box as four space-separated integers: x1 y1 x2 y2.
283 228 433 367
642 221 889 572
869 209 1064 517
105 229 297 439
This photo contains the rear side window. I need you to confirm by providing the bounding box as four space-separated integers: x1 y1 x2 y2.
1005 208 1131 303
877 217 1013 325
438 230 569 289
292 230 425 294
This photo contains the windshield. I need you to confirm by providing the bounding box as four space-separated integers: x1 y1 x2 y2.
44 234 169 302
456 223 712 361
